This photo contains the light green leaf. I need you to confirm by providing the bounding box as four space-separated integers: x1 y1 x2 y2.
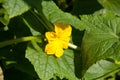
98 0 120 15
80 12 120 76
84 60 120 80
26 41 78 80
3 0 30 18
42 0 84 30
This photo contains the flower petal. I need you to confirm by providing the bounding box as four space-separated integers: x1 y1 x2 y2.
45 32 56 42
54 23 72 37
61 37 70 49
55 48 64 58
45 23 72 58
45 43 55 54
45 40 64 57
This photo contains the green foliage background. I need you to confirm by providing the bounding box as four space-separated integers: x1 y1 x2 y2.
0 0 120 80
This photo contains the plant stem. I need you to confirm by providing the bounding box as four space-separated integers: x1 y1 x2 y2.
0 36 39 48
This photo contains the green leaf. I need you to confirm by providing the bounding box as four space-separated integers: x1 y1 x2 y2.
26 41 78 80
0 0 4 3
80 12 120 76
110 42 120 62
98 0 120 15
84 60 120 80
42 0 84 30
3 0 30 18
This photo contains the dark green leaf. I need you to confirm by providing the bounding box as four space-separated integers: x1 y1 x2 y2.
42 0 85 30
98 0 120 15
84 60 120 80
80 12 120 76
110 42 120 62
26 41 78 80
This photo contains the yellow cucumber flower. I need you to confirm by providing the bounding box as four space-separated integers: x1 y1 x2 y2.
45 23 72 58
